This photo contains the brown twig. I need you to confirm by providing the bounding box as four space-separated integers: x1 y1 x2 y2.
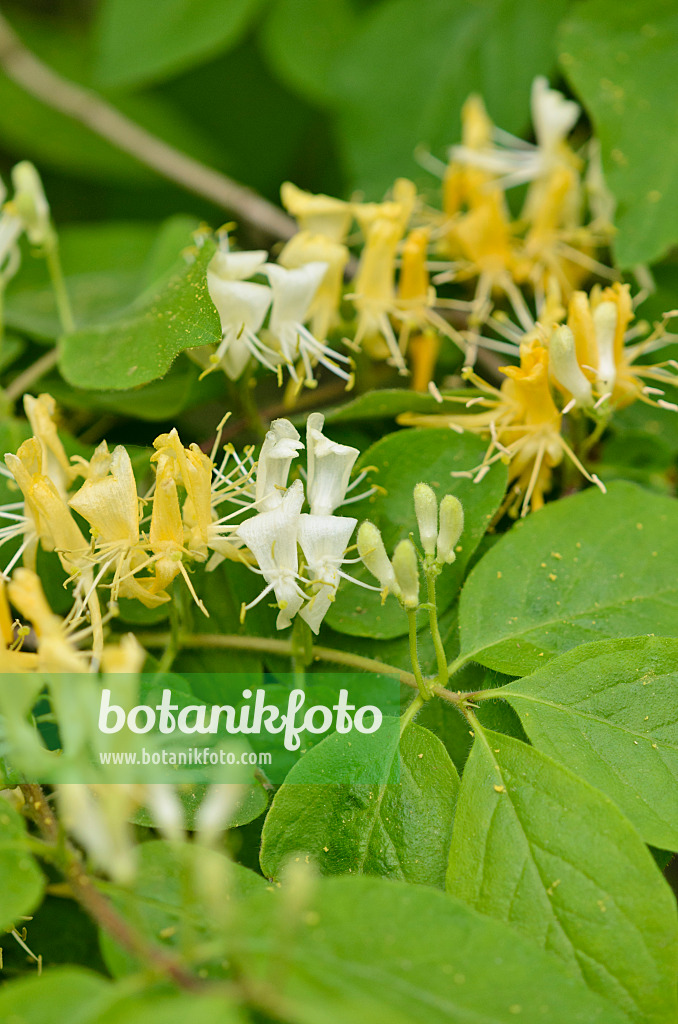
18 783 206 991
0 14 295 241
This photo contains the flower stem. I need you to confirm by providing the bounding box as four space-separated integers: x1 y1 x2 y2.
45 242 75 335
425 564 449 687
407 608 432 700
400 692 424 735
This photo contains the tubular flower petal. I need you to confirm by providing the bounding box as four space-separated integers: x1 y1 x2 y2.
305 412 359 516
357 521 401 598
281 181 354 243
256 419 304 512
298 513 357 633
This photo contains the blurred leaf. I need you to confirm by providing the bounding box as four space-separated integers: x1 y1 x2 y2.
236 875 630 1024
96 0 266 90
499 636 678 850
447 728 678 1024
260 0 358 103
0 797 45 932
560 0 678 267
329 0 570 196
260 722 459 886
133 782 268 831
316 387 469 425
100 839 266 977
457 481 678 675
58 235 220 390
326 428 507 639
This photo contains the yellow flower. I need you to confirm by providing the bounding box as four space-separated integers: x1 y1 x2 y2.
399 341 604 516
281 181 353 243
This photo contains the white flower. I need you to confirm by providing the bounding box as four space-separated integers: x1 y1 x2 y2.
357 521 401 598
264 262 352 385
206 249 275 380
450 76 580 189
298 513 357 633
305 412 359 516
255 419 304 512
549 325 593 410
237 480 306 629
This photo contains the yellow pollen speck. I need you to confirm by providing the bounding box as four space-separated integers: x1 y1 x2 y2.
418 753 424 759
647 190 662 203
644 716 649 721
636 523 643 530
652 743 658 749
611 148 627 165
497 571 502 579
509 1006 522 1015
494 784 506 793
598 900 607 913
575 542 582 548
538 652 544 657
633 740 638 745
548 573 557 581
540 562 547 568
551 552 562 560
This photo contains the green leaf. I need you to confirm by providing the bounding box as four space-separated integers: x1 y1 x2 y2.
260 0 358 103
58 235 220 390
326 428 508 638
447 728 678 1024
0 970 112 1024
96 0 265 89
496 636 678 851
260 721 459 887
235 875 630 1024
329 0 570 196
457 481 678 675
0 797 45 932
0 968 245 1023
560 0 678 268
100 839 267 977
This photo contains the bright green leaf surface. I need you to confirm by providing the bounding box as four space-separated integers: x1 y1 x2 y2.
236 875 630 1024
447 728 678 1024
326 428 507 638
58 236 220 390
96 0 264 89
260 722 459 887
560 0 678 267
497 636 678 851
0 798 45 933
458 481 678 674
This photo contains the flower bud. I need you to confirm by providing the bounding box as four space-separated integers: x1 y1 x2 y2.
357 521 400 596
413 482 438 557
549 325 593 408
437 495 464 563
391 539 420 608
11 161 52 247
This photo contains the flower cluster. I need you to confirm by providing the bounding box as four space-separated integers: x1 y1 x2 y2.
400 282 677 515
0 396 372 664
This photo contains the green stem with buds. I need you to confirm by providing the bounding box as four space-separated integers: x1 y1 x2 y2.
407 608 432 701
424 563 449 687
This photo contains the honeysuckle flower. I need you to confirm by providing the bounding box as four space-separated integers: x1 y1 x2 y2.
278 231 349 341
4 437 88 576
237 479 307 629
562 282 678 410
281 181 354 243
8 568 87 673
298 513 358 633
263 261 353 387
305 412 359 516
353 178 417 237
205 248 275 380
349 217 408 371
399 341 605 516
451 77 580 193
256 419 304 513
23 393 77 495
